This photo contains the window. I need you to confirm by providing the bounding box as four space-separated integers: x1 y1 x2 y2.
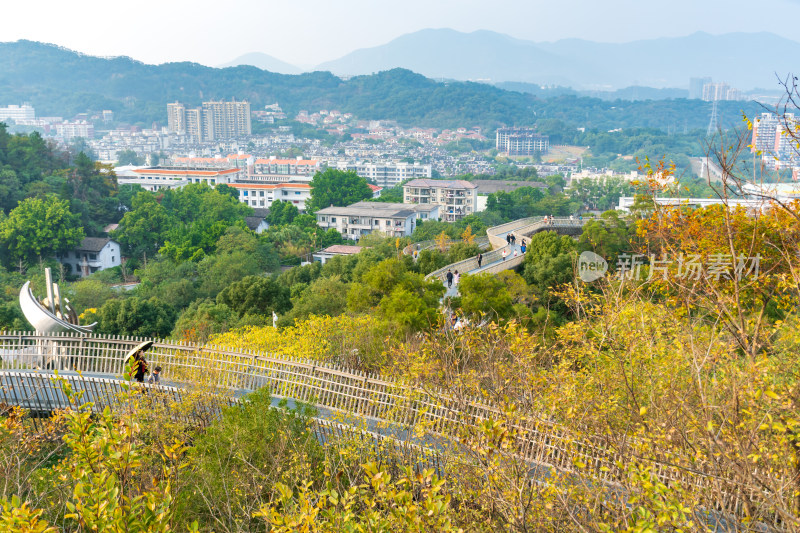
374 220 379 226
331 218 336 223
295 191 301 195
89 253 97 260
385 220 391 227
111 256 115 262
259 191 264 197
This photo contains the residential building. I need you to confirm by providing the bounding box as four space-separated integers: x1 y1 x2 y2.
751 112 800 169
403 179 478 222
315 201 435 241
312 244 363 264
57 238 121 277
245 208 270 234
251 157 321 182
167 102 186 133
702 82 742 102
166 99 251 140
329 160 432 188
118 167 243 191
55 121 94 141
0 104 35 123
689 77 712 100
496 128 549 156
228 182 312 210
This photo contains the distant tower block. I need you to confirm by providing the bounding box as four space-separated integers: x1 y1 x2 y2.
707 100 719 137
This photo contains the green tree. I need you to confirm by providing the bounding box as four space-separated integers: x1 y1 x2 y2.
95 296 176 338
216 275 292 317
115 149 144 166
266 200 299 226
307 169 372 213
0 195 84 264
112 192 174 261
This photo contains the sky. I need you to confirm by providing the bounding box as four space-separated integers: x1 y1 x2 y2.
3 0 800 68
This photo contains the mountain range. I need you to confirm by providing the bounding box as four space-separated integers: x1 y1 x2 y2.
217 52 302 75
0 40 762 132
223 28 799 91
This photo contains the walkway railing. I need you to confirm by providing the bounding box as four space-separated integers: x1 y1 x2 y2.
426 217 585 282
0 332 784 526
402 236 490 256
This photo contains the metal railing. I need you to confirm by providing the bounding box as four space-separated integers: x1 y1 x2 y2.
426 217 584 282
0 332 784 526
0 370 443 474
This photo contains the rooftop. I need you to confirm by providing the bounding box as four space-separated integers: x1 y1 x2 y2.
76 237 113 252
318 245 363 255
133 167 240 176
404 179 477 190
316 203 416 219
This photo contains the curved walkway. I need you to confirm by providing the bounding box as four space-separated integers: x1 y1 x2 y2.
427 217 585 297
0 333 773 526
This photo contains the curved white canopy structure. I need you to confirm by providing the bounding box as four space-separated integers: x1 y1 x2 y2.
19 281 96 334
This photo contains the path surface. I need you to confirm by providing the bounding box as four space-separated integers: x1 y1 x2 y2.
432 216 585 297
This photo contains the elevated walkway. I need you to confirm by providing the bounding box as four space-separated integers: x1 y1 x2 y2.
426 217 585 296
0 332 773 526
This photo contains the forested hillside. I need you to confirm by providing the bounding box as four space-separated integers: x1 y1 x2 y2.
0 40 761 130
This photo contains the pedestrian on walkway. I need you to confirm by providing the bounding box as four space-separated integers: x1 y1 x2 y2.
502 249 508 261
454 270 460 285
578 214 583 221
506 234 511 244
521 242 527 254
133 352 148 383
511 234 516 245
446 269 454 288
477 253 483 268
148 366 162 384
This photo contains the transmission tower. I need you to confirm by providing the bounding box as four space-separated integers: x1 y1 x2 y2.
706 100 718 136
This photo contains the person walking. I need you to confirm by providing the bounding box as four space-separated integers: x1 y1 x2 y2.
502 249 508 261
446 269 454 288
506 233 511 245
147 366 162 384
477 253 483 268
454 270 460 285
521 241 527 254
133 352 148 383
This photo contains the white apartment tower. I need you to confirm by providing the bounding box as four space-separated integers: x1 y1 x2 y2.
167 100 251 140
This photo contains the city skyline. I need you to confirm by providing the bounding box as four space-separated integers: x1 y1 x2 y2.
3 0 800 69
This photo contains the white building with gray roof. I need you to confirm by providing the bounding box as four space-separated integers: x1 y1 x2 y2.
315 201 439 241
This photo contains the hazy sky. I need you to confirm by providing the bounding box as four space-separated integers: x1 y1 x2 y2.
4 0 799 67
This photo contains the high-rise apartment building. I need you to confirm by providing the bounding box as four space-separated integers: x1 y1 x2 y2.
689 77 712 100
751 112 799 169
702 82 742 102
495 128 549 156
167 99 251 140
167 103 186 133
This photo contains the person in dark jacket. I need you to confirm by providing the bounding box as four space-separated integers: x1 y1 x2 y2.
446 269 454 288
133 352 148 383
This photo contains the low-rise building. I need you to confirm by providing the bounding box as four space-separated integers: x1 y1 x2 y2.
118 167 243 191
315 201 436 241
57 238 121 278
403 179 478 222
228 182 312 210
329 160 432 188
312 244 363 264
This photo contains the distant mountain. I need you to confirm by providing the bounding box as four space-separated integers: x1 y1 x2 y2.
0 40 761 132
217 52 302 75
316 29 800 90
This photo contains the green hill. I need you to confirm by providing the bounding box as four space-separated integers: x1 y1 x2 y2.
0 40 762 131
